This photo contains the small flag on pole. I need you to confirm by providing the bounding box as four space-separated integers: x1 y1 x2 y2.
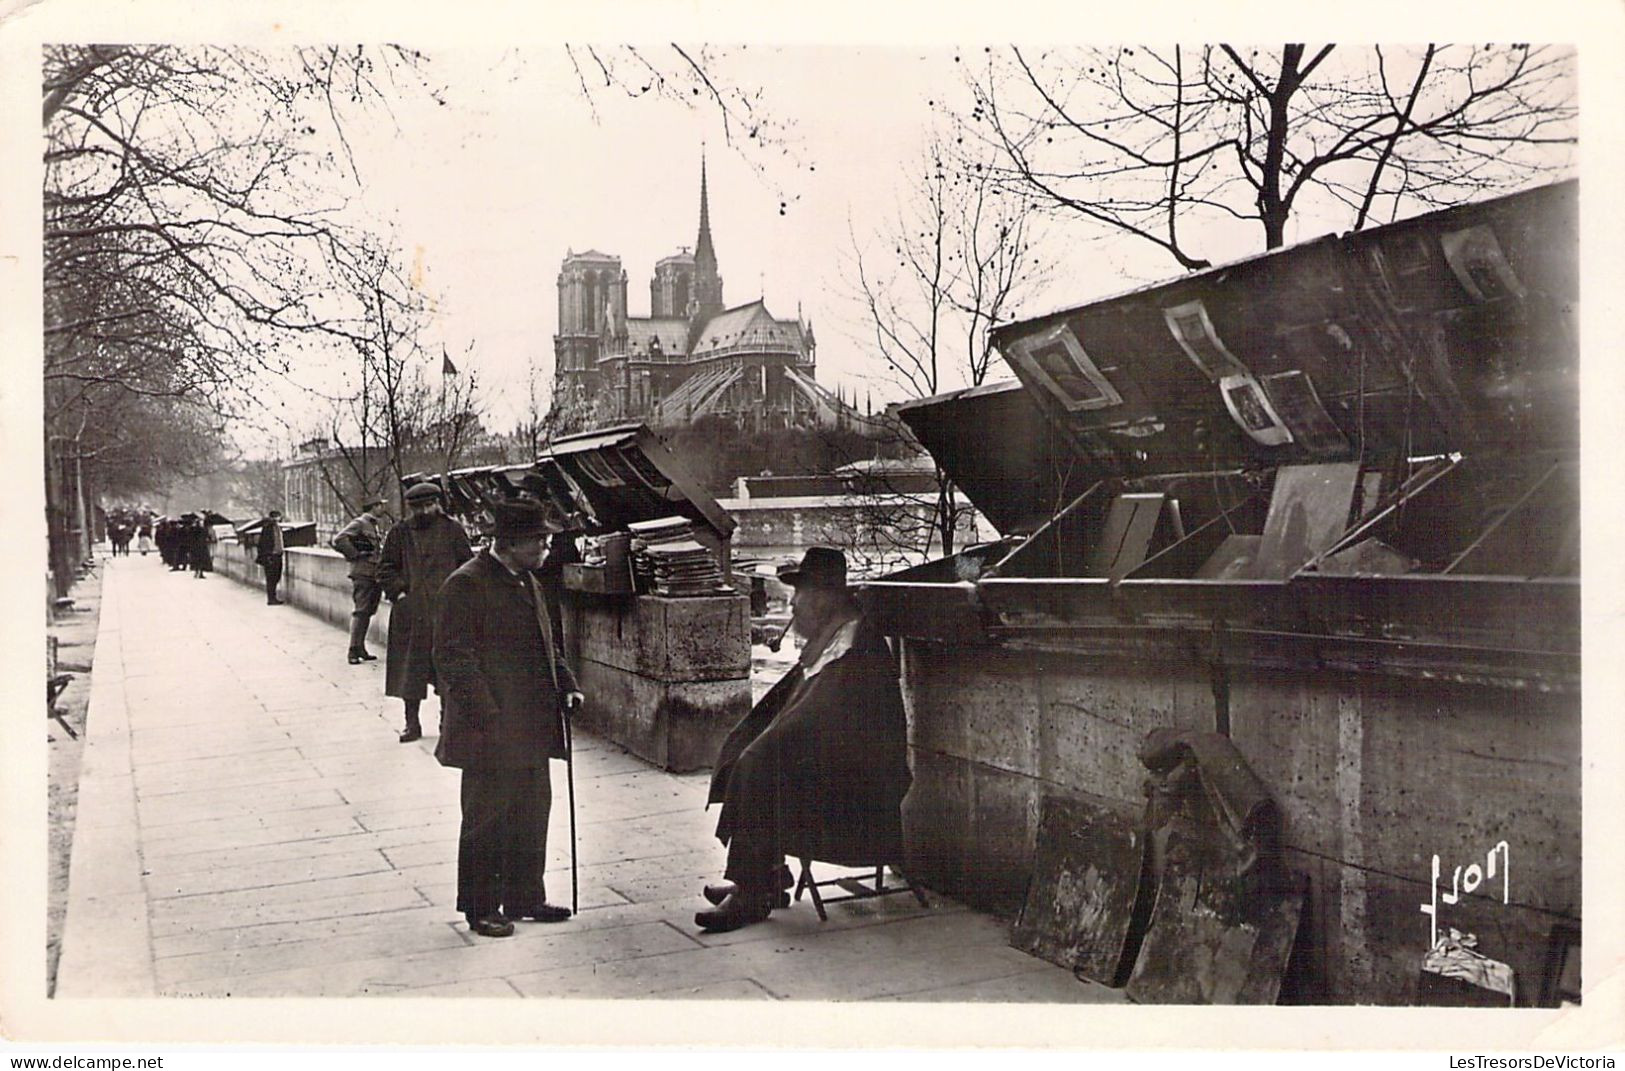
441 346 459 376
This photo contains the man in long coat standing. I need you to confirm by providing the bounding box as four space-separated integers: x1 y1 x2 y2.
378 482 473 743
433 499 583 938
699 546 913 932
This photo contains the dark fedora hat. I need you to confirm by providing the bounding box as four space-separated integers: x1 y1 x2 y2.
779 546 847 589
403 481 443 502
490 499 558 539
361 495 386 510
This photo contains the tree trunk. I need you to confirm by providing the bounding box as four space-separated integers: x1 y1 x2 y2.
1258 45 1303 251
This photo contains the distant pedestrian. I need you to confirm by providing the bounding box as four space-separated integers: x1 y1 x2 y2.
434 498 582 937
136 522 153 556
159 517 184 570
332 496 390 664
255 509 286 604
378 483 472 743
188 514 215 578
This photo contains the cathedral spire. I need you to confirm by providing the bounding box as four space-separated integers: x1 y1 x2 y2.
694 149 717 271
689 147 725 329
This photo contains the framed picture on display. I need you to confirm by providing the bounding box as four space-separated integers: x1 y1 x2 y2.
1440 225 1527 303
1005 321 1123 412
1163 299 1250 381
1220 372 1294 446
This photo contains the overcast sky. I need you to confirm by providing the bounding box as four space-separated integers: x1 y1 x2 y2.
288 40 1584 439
7 3 1604 455
337 46 1060 433
351 47 965 427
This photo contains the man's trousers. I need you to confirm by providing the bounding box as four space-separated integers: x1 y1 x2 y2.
719 745 787 887
456 764 553 919
262 557 283 602
351 574 382 616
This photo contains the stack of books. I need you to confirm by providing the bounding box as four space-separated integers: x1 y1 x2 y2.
642 539 724 596
627 516 698 592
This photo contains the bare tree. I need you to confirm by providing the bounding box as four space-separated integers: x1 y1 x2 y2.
844 134 1046 559
963 44 1577 270
561 45 799 175
303 324 493 526
415 357 489 480
42 44 435 589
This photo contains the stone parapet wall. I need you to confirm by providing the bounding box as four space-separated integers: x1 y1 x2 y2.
564 591 751 773
897 637 1579 1005
214 542 387 648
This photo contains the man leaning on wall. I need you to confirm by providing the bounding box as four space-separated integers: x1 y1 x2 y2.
255 509 286 605
332 496 390 664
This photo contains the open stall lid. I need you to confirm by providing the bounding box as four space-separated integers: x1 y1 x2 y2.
894 181 1577 579
983 179 1576 478
410 424 735 546
538 423 736 541
895 379 1100 539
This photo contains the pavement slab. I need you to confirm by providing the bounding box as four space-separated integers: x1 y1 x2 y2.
57 552 1109 1005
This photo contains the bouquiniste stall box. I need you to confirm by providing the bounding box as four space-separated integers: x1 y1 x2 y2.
860 180 1579 1005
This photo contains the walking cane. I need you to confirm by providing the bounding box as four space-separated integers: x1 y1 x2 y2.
563 698 579 915
531 572 580 917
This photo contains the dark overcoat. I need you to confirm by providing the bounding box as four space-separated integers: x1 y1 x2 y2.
378 513 473 700
707 613 912 866
432 550 578 770
253 520 281 565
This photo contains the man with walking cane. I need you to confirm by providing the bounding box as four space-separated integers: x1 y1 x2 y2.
432 499 583 938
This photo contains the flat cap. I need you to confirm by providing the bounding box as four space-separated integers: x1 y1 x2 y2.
403 482 443 502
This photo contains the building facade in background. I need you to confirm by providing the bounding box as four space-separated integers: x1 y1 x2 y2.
551 157 867 433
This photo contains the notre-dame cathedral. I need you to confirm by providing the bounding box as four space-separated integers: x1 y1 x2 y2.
551 158 864 433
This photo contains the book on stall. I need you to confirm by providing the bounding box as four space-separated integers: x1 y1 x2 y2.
641 538 724 596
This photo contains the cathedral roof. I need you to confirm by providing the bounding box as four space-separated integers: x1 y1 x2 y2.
691 300 807 356
625 317 690 354
563 249 620 263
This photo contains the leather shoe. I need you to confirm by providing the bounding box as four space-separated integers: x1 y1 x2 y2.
398 727 422 743
267 598 285 605
702 863 795 906
347 651 366 665
467 913 514 938
702 883 792 909
511 903 571 923
695 888 773 932
358 651 378 661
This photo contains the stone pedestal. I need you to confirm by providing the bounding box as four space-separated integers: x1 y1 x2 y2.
565 591 751 772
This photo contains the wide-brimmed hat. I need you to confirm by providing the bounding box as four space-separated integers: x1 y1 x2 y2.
778 546 847 589
361 496 386 510
403 482 443 502
490 499 558 539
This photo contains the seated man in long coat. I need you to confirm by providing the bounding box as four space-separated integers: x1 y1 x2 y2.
378 482 473 743
699 546 913 932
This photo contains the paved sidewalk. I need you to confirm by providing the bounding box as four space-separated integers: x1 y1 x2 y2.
56 553 1117 1002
